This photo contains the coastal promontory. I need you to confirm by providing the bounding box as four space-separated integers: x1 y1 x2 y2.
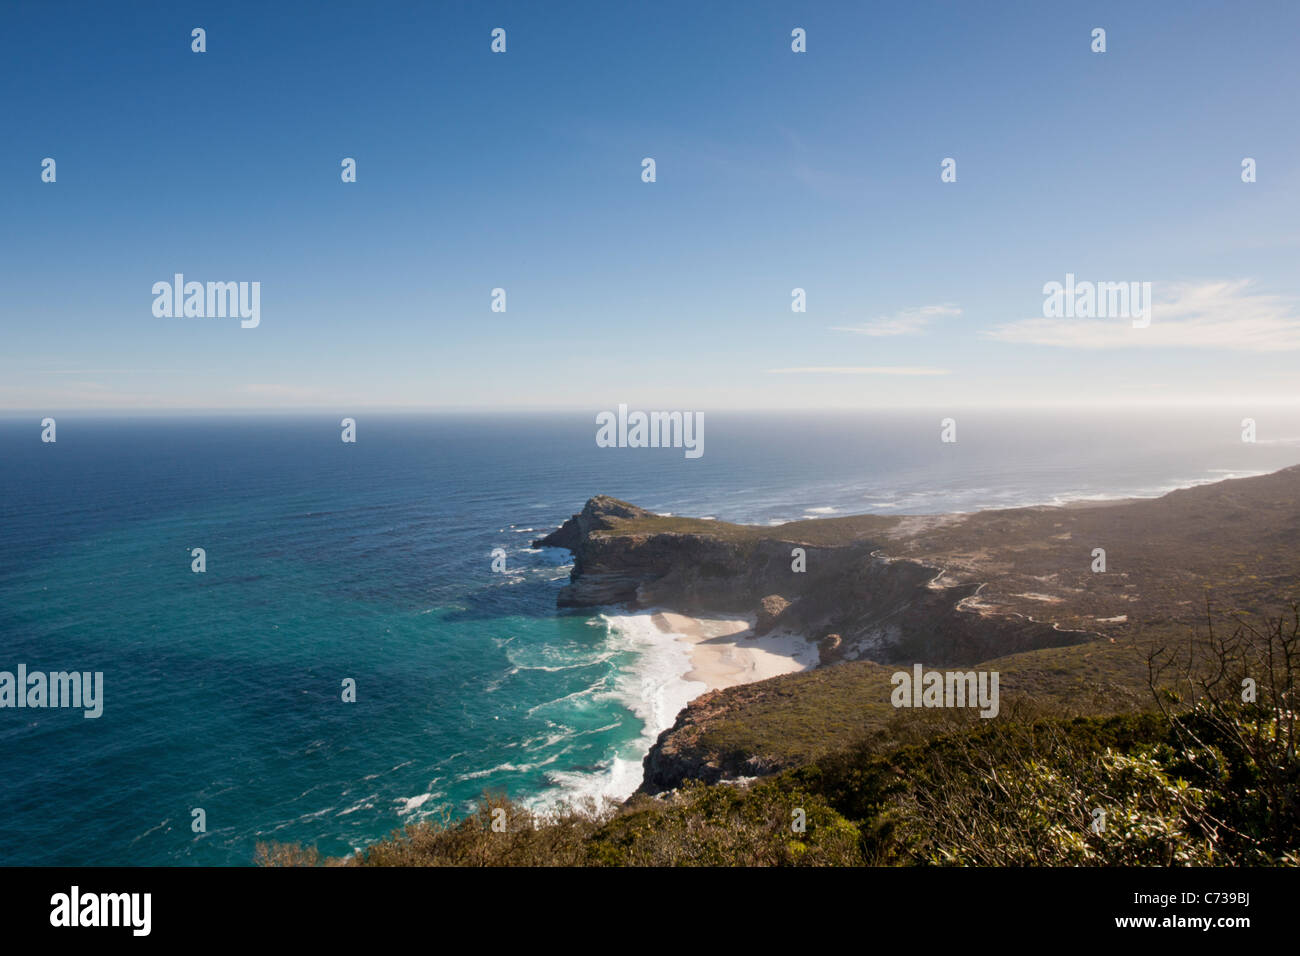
536 468 1300 791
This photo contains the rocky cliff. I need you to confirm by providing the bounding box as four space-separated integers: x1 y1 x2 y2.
534 495 1088 667
535 467 1300 793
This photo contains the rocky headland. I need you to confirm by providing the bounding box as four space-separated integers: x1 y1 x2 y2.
535 467 1300 793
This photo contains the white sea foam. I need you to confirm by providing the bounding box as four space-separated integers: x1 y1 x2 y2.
395 793 433 813
506 642 615 672
1037 471 1269 507
602 612 706 745
525 682 606 717
454 755 560 783
517 721 620 751
521 612 707 810
338 798 377 817
528 611 817 813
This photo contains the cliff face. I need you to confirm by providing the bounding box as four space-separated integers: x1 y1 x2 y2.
534 496 1087 667
637 685 771 793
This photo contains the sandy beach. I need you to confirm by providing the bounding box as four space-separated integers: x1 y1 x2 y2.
560 609 818 804
650 611 816 692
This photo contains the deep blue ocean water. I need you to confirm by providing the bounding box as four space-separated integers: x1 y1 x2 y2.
2 409 1298 865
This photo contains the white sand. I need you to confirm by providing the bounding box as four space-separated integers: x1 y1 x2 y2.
650 611 817 692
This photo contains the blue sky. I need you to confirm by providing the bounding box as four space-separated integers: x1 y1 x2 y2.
3 0 1298 411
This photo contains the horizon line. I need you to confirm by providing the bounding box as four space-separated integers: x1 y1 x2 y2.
4 398 1300 417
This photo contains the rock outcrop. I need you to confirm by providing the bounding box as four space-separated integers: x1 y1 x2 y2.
818 632 844 665
754 595 792 635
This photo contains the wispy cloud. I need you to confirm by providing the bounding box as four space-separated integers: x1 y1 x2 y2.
832 304 961 337
985 279 1300 351
766 366 950 376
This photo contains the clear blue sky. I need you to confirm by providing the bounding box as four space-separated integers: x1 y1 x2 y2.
3 0 1298 411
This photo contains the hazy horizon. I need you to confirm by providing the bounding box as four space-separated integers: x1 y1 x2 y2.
6 398 1300 416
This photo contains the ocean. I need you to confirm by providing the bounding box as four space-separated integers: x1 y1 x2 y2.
2 408 1298 865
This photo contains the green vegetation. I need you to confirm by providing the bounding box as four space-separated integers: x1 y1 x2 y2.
608 511 898 547
644 638 1158 787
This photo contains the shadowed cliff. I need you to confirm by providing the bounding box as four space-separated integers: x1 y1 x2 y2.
535 494 1093 667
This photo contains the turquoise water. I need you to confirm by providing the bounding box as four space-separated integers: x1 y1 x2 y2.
1 410 1298 864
